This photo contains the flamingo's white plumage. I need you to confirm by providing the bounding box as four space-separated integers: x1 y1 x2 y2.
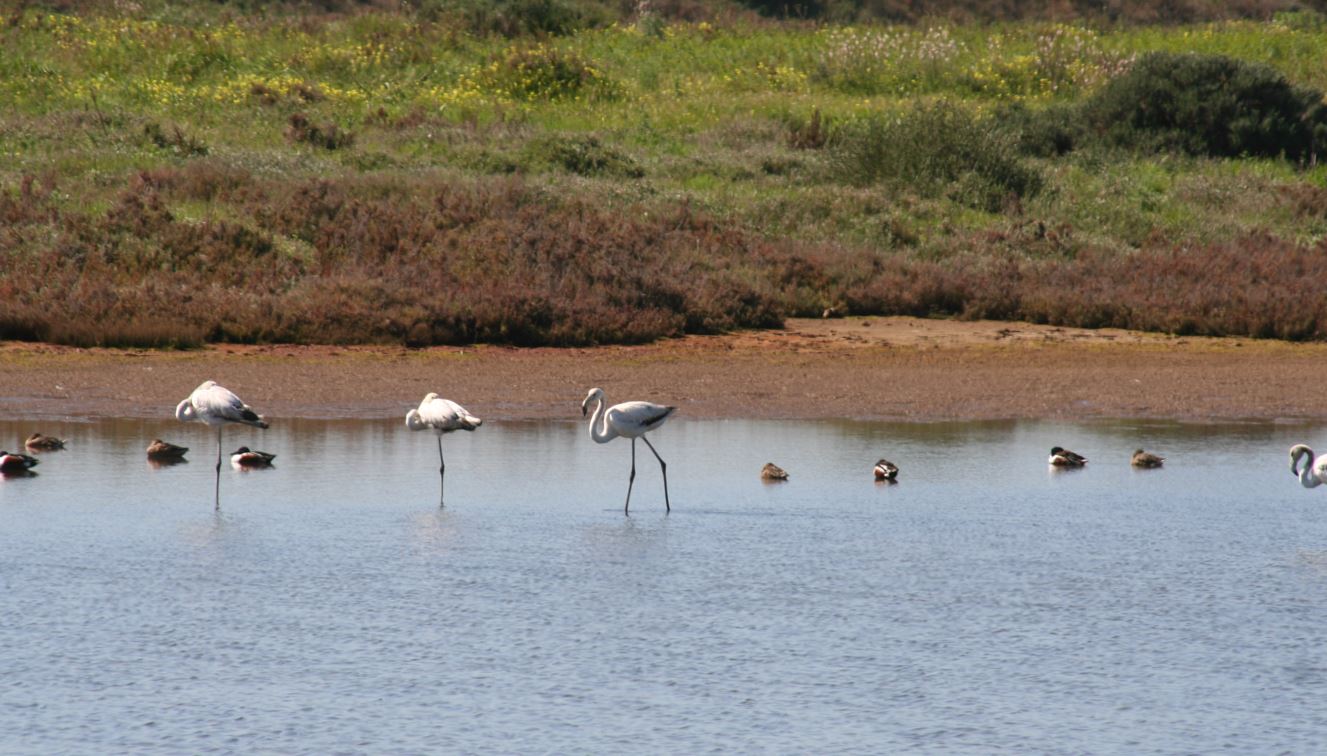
581 387 675 514
175 380 269 507
406 393 481 506
1290 444 1327 489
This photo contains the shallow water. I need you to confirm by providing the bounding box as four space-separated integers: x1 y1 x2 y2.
3 417 1327 753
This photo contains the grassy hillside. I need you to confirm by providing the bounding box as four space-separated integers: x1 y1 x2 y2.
3 4 1327 346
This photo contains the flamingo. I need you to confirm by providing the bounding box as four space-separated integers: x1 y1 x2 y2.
1049 446 1087 467
25 433 65 451
230 446 276 468
175 380 269 507
405 393 482 506
761 462 789 481
581 387 675 514
0 451 39 472
1131 449 1164 468
873 459 899 481
1290 444 1327 489
146 439 189 459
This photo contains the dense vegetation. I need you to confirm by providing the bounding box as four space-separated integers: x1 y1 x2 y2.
3 2 1327 347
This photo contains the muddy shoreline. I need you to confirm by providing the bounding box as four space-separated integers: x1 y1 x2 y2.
3 317 1326 423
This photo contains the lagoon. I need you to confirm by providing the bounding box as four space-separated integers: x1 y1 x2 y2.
2 417 1326 753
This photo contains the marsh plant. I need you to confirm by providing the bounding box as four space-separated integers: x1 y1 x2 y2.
3 5 1327 347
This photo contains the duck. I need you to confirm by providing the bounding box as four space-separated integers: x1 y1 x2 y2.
25 433 65 451
1131 449 1164 468
1049 446 1087 467
0 451 39 472
873 459 899 481
230 446 276 468
146 439 189 459
1290 444 1327 489
761 462 789 481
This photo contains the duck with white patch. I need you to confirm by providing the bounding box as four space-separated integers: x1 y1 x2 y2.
1048 447 1087 467
873 459 899 481
0 451 39 472
230 447 276 468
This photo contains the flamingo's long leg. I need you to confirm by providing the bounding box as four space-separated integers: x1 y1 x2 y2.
437 434 446 508
625 438 637 515
642 436 669 513
214 426 223 510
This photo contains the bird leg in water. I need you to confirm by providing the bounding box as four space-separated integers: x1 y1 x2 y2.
437 435 446 508
214 426 223 510
625 438 637 515
642 436 669 513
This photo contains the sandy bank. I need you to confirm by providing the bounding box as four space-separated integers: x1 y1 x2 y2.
3 317 1325 423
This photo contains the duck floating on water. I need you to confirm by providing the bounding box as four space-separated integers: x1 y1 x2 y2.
25 433 65 451
873 459 899 481
761 462 789 481
1048 447 1087 467
1131 449 1164 468
0 451 39 472
230 446 276 468
146 439 189 459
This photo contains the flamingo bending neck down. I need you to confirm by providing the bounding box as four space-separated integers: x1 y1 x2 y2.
406 393 482 507
176 380 269 508
1290 444 1327 489
581 387 675 515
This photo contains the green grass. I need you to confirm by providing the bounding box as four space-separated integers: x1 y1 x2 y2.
4 5 1327 345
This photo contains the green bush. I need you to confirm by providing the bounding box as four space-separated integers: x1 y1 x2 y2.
416 0 612 36
994 102 1081 157
492 46 619 102
1083 52 1327 161
524 135 644 178
830 102 1042 212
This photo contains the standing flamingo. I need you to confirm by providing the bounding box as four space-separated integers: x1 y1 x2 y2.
175 380 269 508
581 387 675 514
1290 444 1327 489
406 393 482 506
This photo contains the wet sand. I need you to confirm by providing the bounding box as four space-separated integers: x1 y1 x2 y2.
2 316 1325 422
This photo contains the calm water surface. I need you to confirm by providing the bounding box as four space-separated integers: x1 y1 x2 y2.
3 417 1327 753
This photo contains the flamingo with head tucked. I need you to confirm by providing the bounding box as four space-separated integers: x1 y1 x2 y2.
1290 444 1327 489
176 380 269 508
406 393 482 506
581 387 675 515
